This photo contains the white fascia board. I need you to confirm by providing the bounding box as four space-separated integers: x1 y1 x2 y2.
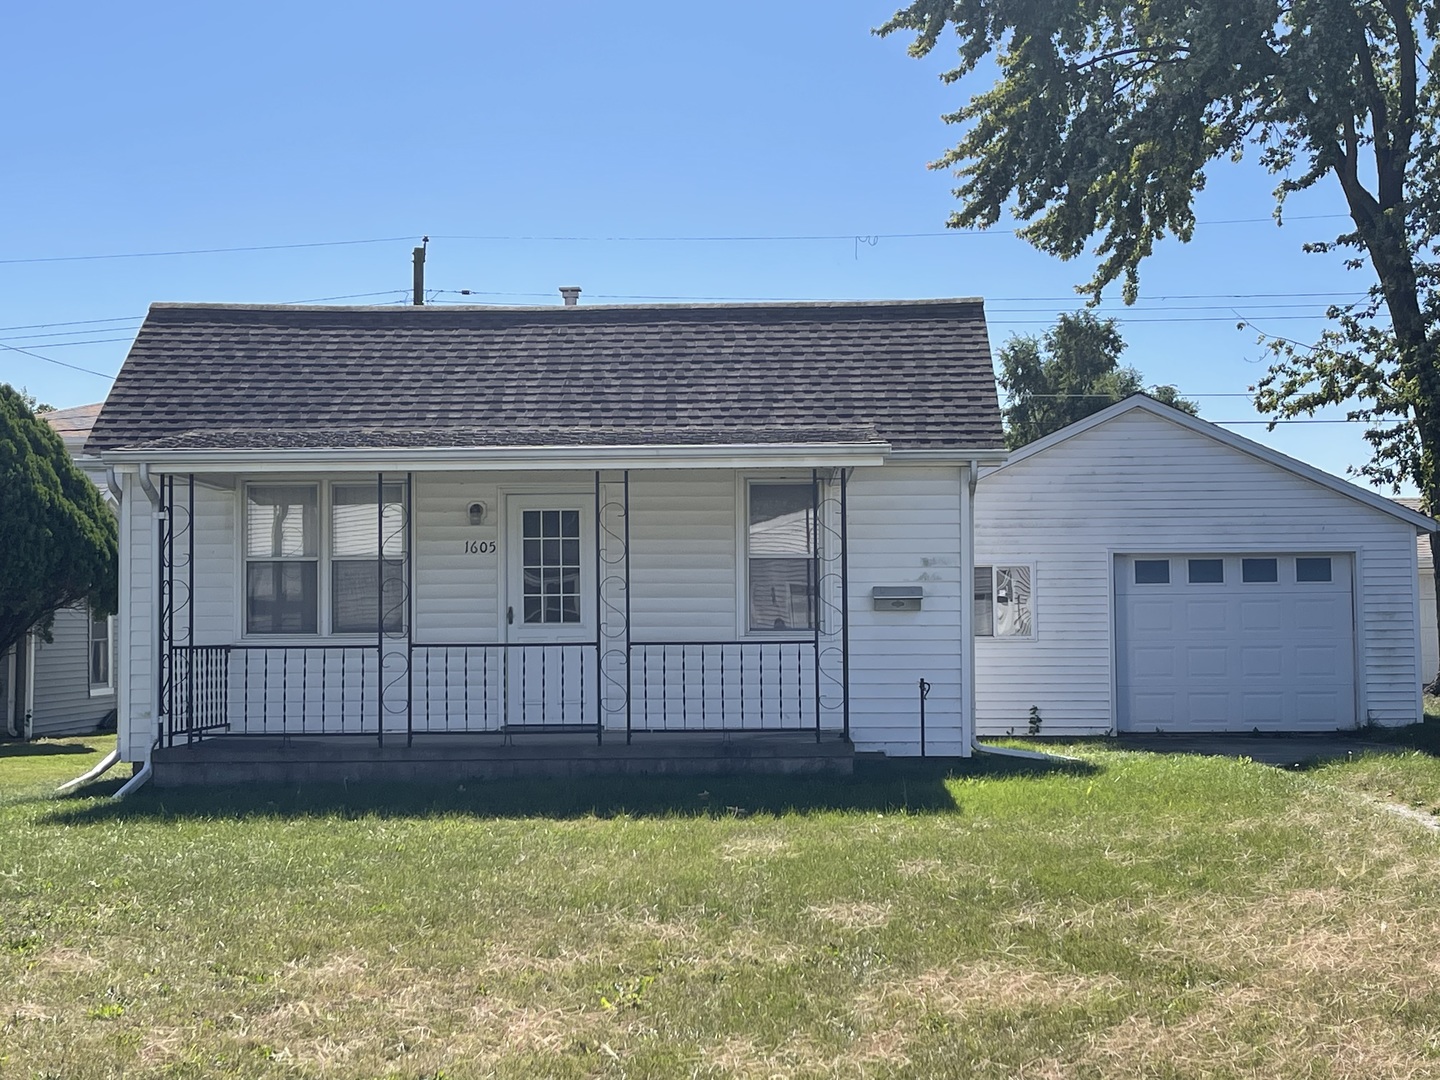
990 395 1440 534
887 448 1010 466
99 441 892 473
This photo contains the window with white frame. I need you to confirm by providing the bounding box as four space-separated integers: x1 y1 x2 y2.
88 607 112 689
244 483 405 636
747 482 816 632
974 564 1033 637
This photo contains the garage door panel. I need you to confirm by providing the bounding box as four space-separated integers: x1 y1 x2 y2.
1118 554 1355 733
1130 600 1175 632
1185 646 1228 678
1241 645 1283 678
1239 692 1285 726
1132 646 1176 678
1184 600 1229 632
1239 599 1282 631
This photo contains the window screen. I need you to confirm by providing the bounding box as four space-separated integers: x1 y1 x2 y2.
748 484 815 632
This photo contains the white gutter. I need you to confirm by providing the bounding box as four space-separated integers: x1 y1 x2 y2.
56 749 122 793
112 759 152 800
890 447 1010 466
101 441 892 473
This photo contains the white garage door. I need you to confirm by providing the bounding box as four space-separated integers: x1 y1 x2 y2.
1116 553 1355 733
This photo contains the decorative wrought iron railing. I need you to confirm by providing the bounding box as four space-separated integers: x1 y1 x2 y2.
163 638 840 745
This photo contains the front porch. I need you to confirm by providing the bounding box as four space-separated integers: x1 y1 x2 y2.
152 464 862 757
150 730 855 785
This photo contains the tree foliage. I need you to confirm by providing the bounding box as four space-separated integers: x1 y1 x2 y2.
999 311 1198 447
0 385 116 658
878 0 1438 491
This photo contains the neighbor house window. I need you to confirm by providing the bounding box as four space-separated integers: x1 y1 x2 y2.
974 565 1033 637
331 484 406 634
246 484 319 634
88 608 112 690
747 482 815 632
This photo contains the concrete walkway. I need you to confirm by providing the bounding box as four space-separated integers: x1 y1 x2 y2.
1114 733 1402 768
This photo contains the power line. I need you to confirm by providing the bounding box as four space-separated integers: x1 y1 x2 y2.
429 214 1346 245
0 236 420 266
0 340 113 379
1 336 134 349
0 315 144 333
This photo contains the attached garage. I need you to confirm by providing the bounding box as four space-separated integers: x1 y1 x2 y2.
973 396 1436 737
1115 552 1355 732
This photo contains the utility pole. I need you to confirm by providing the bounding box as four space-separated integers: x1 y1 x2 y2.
412 236 429 305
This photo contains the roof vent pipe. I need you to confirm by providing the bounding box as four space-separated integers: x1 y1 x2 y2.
559 286 581 306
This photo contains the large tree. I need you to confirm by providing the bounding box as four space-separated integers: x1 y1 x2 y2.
1000 310 1198 446
879 0 1440 676
0 385 116 660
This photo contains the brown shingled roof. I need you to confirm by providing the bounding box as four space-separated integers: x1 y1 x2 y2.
86 300 1002 454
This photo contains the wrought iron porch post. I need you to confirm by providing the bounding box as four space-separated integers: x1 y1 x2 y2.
186 473 195 744
376 470 384 748
406 472 414 747
623 469 632 745
812 468 821 743
594 471 603 746
840 467 850 742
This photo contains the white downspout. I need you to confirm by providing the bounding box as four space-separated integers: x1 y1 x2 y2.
22 631 36 740
55 749 122 793
112 759 152 800
4 644 18 738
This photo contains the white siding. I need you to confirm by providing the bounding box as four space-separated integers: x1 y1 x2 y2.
1420 566 1437 684
28 606 114 738
845 466 967 755
121 487 157 761
975 408 1424 736
121 465 974 754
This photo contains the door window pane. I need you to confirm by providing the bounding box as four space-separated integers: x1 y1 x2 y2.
1296 557 1333 582
1188 558 1224 584
522 507 582 624
1134 559 1169 584
1242 558 1278 583
246 562 318 634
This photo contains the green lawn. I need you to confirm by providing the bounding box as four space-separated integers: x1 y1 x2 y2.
3 734 1439 1079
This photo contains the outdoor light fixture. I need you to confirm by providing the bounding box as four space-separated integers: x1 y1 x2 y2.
467 501 487 526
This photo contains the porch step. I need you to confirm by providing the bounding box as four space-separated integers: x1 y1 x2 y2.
151 733 854 786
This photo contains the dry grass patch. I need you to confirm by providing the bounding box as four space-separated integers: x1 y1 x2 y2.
806 900 891 930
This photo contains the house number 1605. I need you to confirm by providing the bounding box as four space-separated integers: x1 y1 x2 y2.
464 540 497 555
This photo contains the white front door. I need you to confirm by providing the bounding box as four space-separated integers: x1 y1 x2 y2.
503 495 596 729
1115 553 1357 732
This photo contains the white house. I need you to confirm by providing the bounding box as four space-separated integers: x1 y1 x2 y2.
1393 498 1437 685
1 403 117 740
87 299 1007 780
974 396 1436 737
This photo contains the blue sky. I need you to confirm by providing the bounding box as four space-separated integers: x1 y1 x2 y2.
4 1 1393 488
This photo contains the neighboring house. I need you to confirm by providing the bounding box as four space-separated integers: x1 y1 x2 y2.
1393 498 1437 684
974 396 1436 737
86 300 1005 776
1 404 117 740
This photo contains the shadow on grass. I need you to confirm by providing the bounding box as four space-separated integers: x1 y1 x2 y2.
44 754 1098 824
1360 714 1440 756
0 740 97 759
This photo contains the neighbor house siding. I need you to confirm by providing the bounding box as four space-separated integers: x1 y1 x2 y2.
845 465 966 755
27 606 113 738
1420 565 1437 684
974 407 1423 736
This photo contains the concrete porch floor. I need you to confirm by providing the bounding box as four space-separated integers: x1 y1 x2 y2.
151 732 855 786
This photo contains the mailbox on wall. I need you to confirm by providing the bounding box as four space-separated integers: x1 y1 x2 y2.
872 586 923 612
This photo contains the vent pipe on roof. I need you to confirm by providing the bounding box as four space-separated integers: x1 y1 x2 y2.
559 286 581 306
